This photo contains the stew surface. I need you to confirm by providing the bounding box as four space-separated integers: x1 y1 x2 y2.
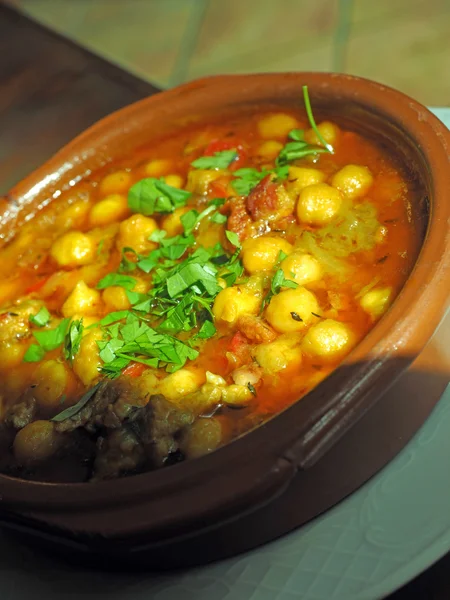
0 93 421 482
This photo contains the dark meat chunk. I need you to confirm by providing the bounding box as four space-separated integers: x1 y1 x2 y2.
55 378 146 434
226 197 252 241
91 427 145 482
237 314 277 344
246 176 295 222
130 394 194 466
4 395 37 430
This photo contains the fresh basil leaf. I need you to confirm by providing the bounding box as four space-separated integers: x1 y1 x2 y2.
64 319 84 364
29 306 51 328
97 273 137 291
191 150 237 170
23 344 46 363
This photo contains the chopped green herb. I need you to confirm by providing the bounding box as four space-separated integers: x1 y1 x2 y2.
211 212 227 224
96 273 137 291
23 344 46 363
225 230 241 248
51 383 102 422
118 247 138 273
247 382 257 396
128 178 191 215
63 319 84 364
232 168 268 196
191 150 237 170
33 318 71 352
302 85 333 153
261 269 298 311
311 311 323 319
29 306 51 328
288 129 305 141
290 311 303 322
96 239 105 256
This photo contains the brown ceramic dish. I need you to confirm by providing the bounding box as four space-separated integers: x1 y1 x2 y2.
0 73 449 569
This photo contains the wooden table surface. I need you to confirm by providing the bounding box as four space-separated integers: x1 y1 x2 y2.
0 3 448 598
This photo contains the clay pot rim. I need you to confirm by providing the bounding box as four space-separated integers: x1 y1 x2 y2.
0 73 449 521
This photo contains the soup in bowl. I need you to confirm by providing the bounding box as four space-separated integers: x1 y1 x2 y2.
0 74 448 561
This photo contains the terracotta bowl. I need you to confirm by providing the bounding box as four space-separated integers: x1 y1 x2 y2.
0 73 449 570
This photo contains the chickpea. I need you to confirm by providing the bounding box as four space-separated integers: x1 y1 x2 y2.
98 170 132 196
56 201 91 229
331 165 374 199
116 214 158 254
145 159 172 177
221 384 253 407
213 286 261 326
182 417 222 459
161 206 190 237
242 236 293 274
302 319 355 360
158 368 204 403
88 194 130 227
296 183 343 226
287 166 326 194
164 174 184 189
50 231 95 268
102 278 148 311
265 287 320 333
257 140 284 159
360 287 392 318
252 334 302 373
304 121 339 147
280 252 323 286
186 169 227 195
0 342 26 369
33 360 68 410
62 281 102 318
14 420 61 465
257 113 299 139
73 329 103 385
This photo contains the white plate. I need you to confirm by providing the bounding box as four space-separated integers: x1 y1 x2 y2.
1 108 449 600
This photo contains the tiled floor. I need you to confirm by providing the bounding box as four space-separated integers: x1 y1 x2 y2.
8 0 450 106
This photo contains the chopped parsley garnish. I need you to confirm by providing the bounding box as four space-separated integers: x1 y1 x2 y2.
261 269 298 311
231 165 288 196
63 319 84 364
275 86 333 166
191 150 237 170
225 230 241 248
24 318 71 362
247 382 257 396
128 177 191 215
96 273 137 291
29 306 51 327
23 344 46 363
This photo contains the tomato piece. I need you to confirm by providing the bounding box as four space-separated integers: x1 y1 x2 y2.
229 331 248 354
122 362 147 378
25 276 50 295
209 177 230 198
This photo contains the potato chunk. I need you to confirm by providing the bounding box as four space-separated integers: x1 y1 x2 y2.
14 420 62 465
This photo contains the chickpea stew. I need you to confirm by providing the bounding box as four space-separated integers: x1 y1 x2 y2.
0 88 421 482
